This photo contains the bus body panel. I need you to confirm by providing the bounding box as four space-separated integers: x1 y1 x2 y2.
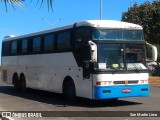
2 52 93 99
2 53 78 67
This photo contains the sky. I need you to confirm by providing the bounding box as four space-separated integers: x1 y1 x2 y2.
0 0 154 63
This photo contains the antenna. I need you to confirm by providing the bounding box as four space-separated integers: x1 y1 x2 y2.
41 18 61 28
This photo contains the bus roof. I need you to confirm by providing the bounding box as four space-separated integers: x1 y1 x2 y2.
3 20 142 41
76 20 142 29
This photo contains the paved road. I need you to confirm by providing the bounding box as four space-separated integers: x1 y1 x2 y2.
0 83 160 120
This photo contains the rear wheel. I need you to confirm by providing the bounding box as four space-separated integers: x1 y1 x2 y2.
63 80 76 101
20 75 26 92
13 74 20 91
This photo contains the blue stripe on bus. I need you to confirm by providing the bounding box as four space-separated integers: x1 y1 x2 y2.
94 84 150 100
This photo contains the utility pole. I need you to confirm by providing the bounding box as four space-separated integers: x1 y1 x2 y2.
100 0 102 20
130 0 132 8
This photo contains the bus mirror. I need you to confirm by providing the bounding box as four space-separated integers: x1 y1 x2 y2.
83 61 91 79
83 61 94 71
83 61 90 69
146 42 157 62
88 41 97 63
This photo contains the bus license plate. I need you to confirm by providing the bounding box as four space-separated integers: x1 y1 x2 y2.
122 88 131 93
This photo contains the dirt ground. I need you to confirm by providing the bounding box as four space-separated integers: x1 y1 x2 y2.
149 76 160 86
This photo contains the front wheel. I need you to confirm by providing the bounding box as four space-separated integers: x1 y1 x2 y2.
63 80 76 101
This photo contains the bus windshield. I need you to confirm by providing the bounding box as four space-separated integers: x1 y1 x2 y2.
93 29 144 41
96 44 147 71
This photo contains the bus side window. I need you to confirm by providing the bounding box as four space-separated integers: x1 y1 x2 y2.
75 27 91 65
21 39 28 53
11 41 18 54
57 31 71 50
44 34 54 51
33 37 41 52
2 42 10 56
75 27 91 49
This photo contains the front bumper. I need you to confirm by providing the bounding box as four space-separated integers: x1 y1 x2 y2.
94 84 150 100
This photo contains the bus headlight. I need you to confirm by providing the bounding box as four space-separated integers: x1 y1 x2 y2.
139 80 148 84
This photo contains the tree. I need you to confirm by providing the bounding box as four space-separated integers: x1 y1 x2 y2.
122 1 160 44
1 0 53 12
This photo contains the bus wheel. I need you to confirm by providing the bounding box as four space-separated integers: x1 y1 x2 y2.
63 80 76 101
13 74 20 91
20 75 26 92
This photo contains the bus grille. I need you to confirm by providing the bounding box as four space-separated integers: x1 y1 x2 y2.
113 80 138 85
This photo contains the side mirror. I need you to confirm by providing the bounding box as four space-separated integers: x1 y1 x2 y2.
83 61 91 79
146 42 157 62
83 61 90 69
88 41 97 63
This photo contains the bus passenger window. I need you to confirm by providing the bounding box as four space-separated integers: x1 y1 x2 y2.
58 32 71 50
11 41 17 54
2 42 10 56
21 39 28 53
44 34 54 51
33 37 41 52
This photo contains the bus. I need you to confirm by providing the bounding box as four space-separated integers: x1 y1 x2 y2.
1 20 157 100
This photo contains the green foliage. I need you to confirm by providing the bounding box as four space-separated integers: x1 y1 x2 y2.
0 0 53 12
1 0 25 12
122 1 160 44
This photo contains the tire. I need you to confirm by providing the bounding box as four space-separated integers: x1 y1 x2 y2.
63 80 76 101
20 75 26 92
13 74 20 91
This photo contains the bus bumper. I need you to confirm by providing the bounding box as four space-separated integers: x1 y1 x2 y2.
94 84 150 100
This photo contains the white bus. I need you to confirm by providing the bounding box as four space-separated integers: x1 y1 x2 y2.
1 20 157 100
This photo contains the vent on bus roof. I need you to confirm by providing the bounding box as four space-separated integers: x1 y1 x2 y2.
4 35 17 39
